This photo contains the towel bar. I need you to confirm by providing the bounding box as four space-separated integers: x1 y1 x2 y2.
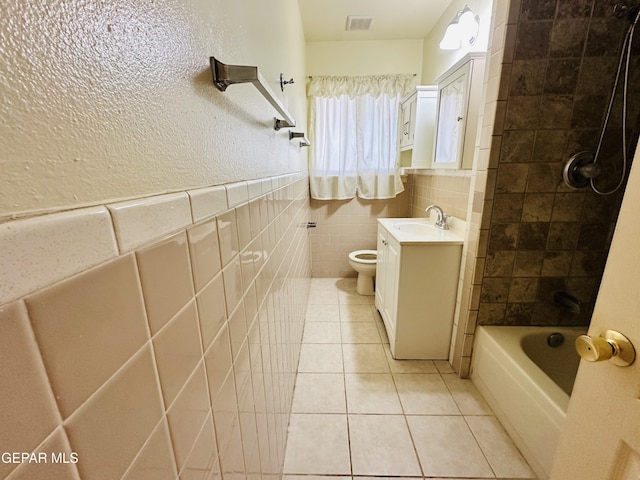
210 56 295 130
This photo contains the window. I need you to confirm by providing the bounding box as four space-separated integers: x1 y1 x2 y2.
307 75 413 200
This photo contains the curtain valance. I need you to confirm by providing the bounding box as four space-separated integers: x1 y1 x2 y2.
307 74 414 99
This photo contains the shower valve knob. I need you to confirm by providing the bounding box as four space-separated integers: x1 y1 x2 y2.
575 330 635 367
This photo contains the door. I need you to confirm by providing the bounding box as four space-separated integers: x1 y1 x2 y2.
550 146 640 479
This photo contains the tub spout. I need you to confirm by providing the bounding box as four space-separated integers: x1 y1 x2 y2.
553 291 582 315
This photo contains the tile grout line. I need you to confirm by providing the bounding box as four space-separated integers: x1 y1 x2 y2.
460 413 499 480
389 356 427 479
339 285 355 477
297 279 537 479
298 280 498 479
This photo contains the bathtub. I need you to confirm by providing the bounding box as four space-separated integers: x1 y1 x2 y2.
470 326 585 480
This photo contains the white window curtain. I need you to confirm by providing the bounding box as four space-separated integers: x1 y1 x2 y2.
307 74 414 200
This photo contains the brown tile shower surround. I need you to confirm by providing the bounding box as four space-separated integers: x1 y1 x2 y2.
476 0 637 328
0 173 311 479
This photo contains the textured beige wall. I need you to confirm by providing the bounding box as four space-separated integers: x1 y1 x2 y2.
0 174 311 479
0 0 308 220
306 40 424 78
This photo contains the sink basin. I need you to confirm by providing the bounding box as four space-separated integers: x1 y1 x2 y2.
378 218 464 245
393 221 436 236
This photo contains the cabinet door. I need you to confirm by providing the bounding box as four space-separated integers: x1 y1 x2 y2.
410 87 438 168
400 93 416 151
434 68 469 168
400 102 410 149
406 96 417 145
375 229 387 308
382 238 400 332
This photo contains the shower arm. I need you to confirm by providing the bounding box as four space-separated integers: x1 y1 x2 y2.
210 57 296 130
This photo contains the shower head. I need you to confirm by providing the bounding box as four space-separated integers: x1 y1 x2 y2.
613 3 640 23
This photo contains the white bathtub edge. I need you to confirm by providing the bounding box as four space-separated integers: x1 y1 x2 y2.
471 352 550 480
470 326 581 480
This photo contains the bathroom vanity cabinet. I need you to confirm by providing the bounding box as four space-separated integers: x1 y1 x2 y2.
375 218 463 359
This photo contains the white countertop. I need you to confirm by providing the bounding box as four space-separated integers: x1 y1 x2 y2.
378 217 464 245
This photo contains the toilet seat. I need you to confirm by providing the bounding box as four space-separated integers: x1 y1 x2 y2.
349 249 377 264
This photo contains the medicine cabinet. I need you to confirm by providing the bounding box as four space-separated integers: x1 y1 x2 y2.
433 53 485 169
399 86 437 168
400 90 417 150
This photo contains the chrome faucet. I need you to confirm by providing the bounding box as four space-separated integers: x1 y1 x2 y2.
425 205 449 230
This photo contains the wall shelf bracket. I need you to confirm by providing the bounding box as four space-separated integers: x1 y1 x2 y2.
274 118 295 131
289 131 310 147
210 56 296 130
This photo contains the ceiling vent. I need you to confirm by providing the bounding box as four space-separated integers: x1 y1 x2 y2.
346 15 375 31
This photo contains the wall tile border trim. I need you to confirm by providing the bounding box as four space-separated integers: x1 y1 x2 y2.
188 186 229 223
0 172 308 307
225 181 250 208
108 192 193 254
0 206 119 304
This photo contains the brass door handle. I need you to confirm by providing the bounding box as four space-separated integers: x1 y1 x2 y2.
575 330 636 367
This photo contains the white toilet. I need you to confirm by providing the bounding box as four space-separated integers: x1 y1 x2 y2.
348 250 377 295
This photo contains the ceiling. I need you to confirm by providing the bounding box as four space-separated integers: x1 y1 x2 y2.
298 0 455 42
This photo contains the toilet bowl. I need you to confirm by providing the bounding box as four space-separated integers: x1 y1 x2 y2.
348 250 377 295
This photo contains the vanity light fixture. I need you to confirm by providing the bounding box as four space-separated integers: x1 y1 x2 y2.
439 5 480 50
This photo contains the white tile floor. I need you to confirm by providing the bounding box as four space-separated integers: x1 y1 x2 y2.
283 278 536 480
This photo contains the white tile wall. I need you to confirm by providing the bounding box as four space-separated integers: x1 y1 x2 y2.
0 172 311 480
309 195 409 278
448 0 513 376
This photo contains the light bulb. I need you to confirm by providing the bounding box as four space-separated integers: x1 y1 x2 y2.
458 10 479 45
